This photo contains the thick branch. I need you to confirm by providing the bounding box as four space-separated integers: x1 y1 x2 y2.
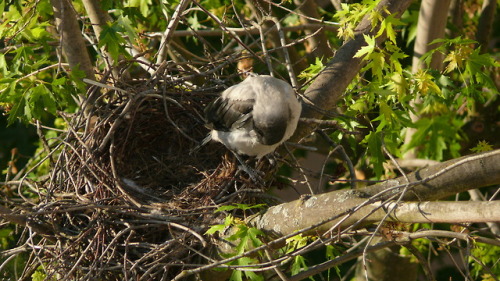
50 0 95 81
81 0 111 38
411 0 451 71
251 150 500 236
476 0 497 53
404 0 451 159
292 0 414 143
50 0 96 117
81 0 117 73
293 0 334 59
376 201 500 223
362 150 500 201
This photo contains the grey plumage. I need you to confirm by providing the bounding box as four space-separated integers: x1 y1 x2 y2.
204 75 301 159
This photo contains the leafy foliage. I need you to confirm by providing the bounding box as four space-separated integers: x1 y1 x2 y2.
470 242 500 279
298 57 325 82
206 210 265 281
0 0 81 125
331 4 499 176
335 0 378 40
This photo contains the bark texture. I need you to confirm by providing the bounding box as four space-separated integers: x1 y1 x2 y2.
292 0 414 143
251 150 500 237
50 0 95 81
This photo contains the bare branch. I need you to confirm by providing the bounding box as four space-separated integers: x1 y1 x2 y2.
146 24 338 37
251 150 500 236
377 201 500 224
0 205 55 241
156 0 192 64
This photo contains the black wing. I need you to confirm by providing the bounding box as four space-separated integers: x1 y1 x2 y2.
204 97 255 131
252 110 288 145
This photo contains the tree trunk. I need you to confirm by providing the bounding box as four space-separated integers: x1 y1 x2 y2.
50 0 95 81
355 240 418 281
404 0 452 159
476 0 497 53
50 0 96 115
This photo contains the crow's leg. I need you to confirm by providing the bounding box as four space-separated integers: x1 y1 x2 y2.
232 153 264 184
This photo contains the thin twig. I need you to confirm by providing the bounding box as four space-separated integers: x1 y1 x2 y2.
145 24 338 38
156 0 192 64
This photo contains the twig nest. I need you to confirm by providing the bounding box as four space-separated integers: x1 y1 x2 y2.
28 73 274 280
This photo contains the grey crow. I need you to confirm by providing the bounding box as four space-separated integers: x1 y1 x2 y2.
204 75 301 181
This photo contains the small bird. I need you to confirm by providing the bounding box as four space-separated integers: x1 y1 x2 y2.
203 74 301 181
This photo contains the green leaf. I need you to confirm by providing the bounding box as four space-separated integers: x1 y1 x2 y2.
234 228 249 254
187 14 202 30
99 22 128 62
470 141 493 153
470 242 500 278
363 131 384 177
247 227 264 247
0 54 8 75
206 214 234 235
8 85 29 124
229 269 243 281
117 15 139 42
405 116 462 161
229 257 264 281
465 50 500 94
237 203 266 211
126 0 152 16
284 234 312 254
291 255 308 275
379 101 393 128
216 205 238 212
368 51 384 81
377 14 404 43
354 34 376 59
31 268 47 281
243 271 264 281
205 224 226 235
299 57 325 81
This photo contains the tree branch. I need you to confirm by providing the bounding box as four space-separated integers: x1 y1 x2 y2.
404 0 451 159
50 0 96 116
156 0 192 64
411 0 451 72
476 0 497 53
376 201 500 224
50 0 95 81
81 0 122 78
251 150 500 236
293 0 335 59
0 205 55 242
145 24 338 38
292 0 414 143
289 229 500 281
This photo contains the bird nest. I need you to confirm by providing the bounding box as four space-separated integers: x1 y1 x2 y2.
13 68 281 280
